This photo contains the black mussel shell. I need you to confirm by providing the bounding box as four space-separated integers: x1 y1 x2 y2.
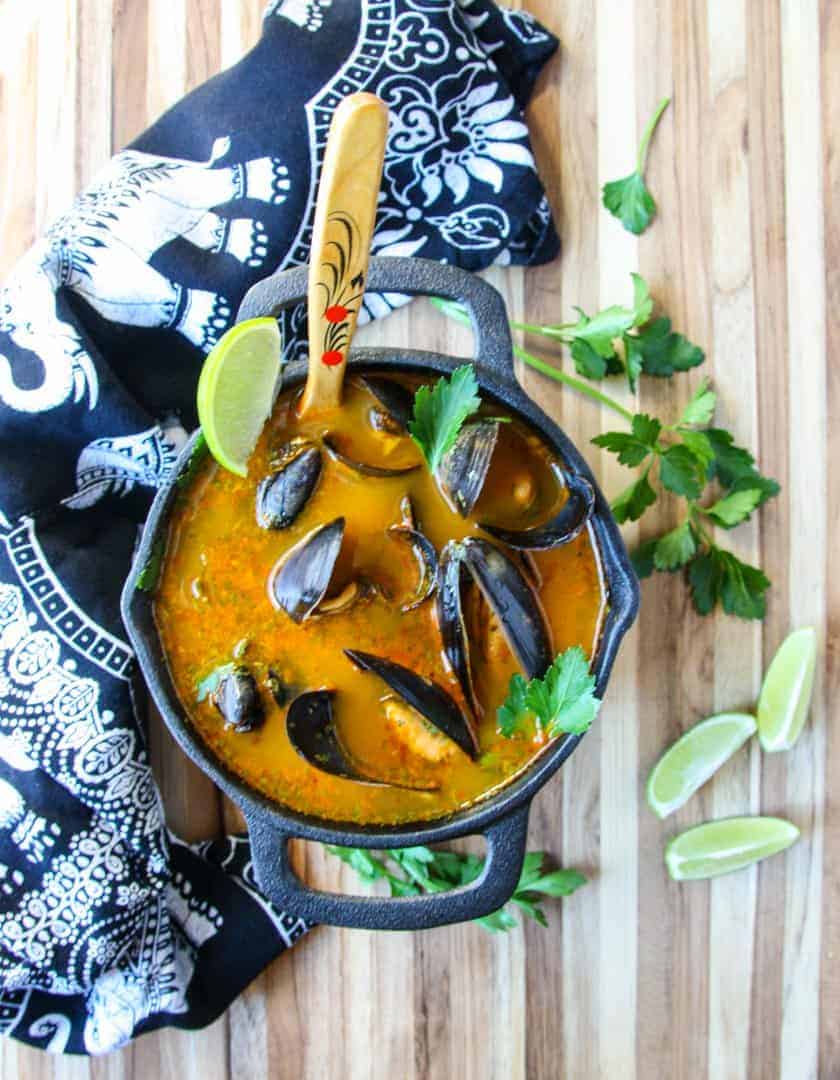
211 666 263 733
479 470 595 550
256 439 322 530
359 375 415 432
438 420 499 518
323 435 420 478
286 690 435 789
435 542 480 718
345 649 479 759
286 690 382 784
461 538 553 679
388 524 438 612
269 517 344 623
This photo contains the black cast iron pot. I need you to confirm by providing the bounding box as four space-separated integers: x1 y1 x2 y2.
121 257 639 932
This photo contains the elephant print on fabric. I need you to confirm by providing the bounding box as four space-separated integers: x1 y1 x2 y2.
0 138 290 415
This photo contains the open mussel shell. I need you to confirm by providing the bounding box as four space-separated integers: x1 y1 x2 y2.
210 666 263 733
269 517 345 623
286 690 383 784
436 538 553 716
436 542 480 718
437 420 499 517
256 439 322 530
461 538 553 678
359 374 415 433
345 649 479 759
388 524 438 612
479 470 595 550
323 435 420 478
286 690 436 790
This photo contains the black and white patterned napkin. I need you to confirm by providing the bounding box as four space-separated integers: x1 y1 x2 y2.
0 0 557 1054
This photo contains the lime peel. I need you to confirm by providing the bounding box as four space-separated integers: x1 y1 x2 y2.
646 712 757 819
196 317 282 477
757 627 818 752
665 816 799 881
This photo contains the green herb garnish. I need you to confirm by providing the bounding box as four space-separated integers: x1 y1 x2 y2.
602 96 671 235
432 273 780 621
408 364 481 471
135 535 165 593
326 844 585 932
195 663 235 703
497 647 601 739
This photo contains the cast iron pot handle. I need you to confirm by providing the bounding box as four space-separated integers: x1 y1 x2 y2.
244 802 530 932
237 256 515 385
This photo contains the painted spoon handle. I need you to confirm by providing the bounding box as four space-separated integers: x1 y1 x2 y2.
299 93 388 416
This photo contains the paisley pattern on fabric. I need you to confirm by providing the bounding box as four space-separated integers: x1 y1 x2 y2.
0 0 558 1055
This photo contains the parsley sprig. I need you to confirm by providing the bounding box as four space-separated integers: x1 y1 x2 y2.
602 96 671 235
498 647 601 739
326 844 585 932
408 363 481 471
432 275 779 621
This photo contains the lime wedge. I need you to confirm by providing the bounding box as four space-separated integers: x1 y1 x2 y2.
646 712 757 819
757 627 818 752
665 816 799 881
196 318 282 477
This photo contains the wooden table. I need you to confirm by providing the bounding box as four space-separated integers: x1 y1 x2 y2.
0 1 835 1077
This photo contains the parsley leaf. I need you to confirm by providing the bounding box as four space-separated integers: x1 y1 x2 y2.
602 97 671 235
195 663 235 703
602 171 656 236
591 431 651 467
571 305 637 358
653 521 697 570
611 471 657 523
679 429 715 472
624 318 705 383
527 647 601 737
497 673 529 736
571 337 610 379
660 444 705 498
497 648 601 739
678 379 717 427
703 488 764 528
704 428 779 506
630 538 658 579
632 413 662 446
326 845 585 933
408 364 481 472
687 548 770 620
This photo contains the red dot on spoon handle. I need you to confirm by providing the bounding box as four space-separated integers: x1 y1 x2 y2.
321 350 344 367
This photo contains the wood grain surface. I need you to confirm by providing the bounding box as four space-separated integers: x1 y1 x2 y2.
0 1 835 1076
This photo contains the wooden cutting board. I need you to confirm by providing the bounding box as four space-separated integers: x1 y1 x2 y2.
0 1 836 1077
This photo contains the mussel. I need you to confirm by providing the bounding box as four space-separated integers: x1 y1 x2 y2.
388 524 438 612
436 538 553 715
479 470 595 550
286 689 436 789
437 420 499 517
210 666 263 733
345 649 479 759
323 434 420 478
256 438 322 530
269 517 345 623
436 543 480 718
461 538 553 677
359 374 415 433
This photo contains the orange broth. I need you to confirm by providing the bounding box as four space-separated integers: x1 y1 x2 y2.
154 373 606 825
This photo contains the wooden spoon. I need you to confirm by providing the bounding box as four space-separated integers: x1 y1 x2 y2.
299 93 389 416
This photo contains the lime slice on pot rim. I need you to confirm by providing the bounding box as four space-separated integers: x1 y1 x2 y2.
196 317 282 477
